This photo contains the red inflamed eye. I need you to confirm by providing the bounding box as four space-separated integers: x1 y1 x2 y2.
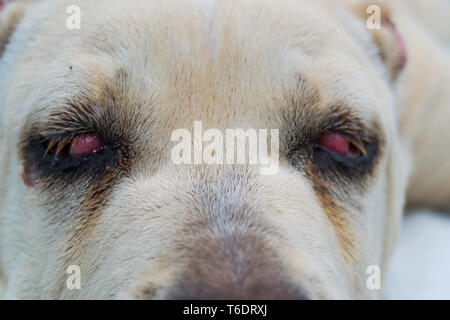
316 132 364 159
69 133 104 158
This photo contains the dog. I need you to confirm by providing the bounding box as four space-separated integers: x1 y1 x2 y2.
0 0 448 299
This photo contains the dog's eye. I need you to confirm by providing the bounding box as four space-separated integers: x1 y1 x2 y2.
20 130 123 186
69 133 104 158
315 132 364 160
47 133 104 159
38 131 116 176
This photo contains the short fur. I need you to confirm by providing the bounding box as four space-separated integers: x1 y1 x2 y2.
0 0 448 299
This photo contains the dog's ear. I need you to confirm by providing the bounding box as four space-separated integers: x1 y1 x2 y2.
341 0 408 80
0 0 28 58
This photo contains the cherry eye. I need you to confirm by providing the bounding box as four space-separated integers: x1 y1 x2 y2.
69 133 104 158
316 132 362 159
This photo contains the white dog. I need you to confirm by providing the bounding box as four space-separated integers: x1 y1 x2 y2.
0 0 449 299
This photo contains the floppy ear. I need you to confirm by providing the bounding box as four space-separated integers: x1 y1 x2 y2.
342 0 408 80
0 0 27 58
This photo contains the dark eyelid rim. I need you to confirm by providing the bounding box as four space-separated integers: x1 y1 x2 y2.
18 100 109 170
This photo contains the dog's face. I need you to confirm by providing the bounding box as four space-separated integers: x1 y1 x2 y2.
0 0 410 299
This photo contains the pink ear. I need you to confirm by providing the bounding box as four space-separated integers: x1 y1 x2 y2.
0 0 12 12
342 0 408 79
382 18 408 72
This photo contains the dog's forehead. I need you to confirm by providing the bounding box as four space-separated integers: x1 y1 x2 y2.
10 0 392 131
69 0 336 89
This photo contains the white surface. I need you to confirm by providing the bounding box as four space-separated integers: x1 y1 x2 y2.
384 210 450 299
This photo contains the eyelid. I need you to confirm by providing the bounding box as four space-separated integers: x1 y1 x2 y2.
44 136 73 157
328 131 368 157
37 101 101 136
326 112 374 145
347 137 367 156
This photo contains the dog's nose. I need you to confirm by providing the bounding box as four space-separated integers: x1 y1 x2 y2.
167 276 308 299
162 218 309 299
